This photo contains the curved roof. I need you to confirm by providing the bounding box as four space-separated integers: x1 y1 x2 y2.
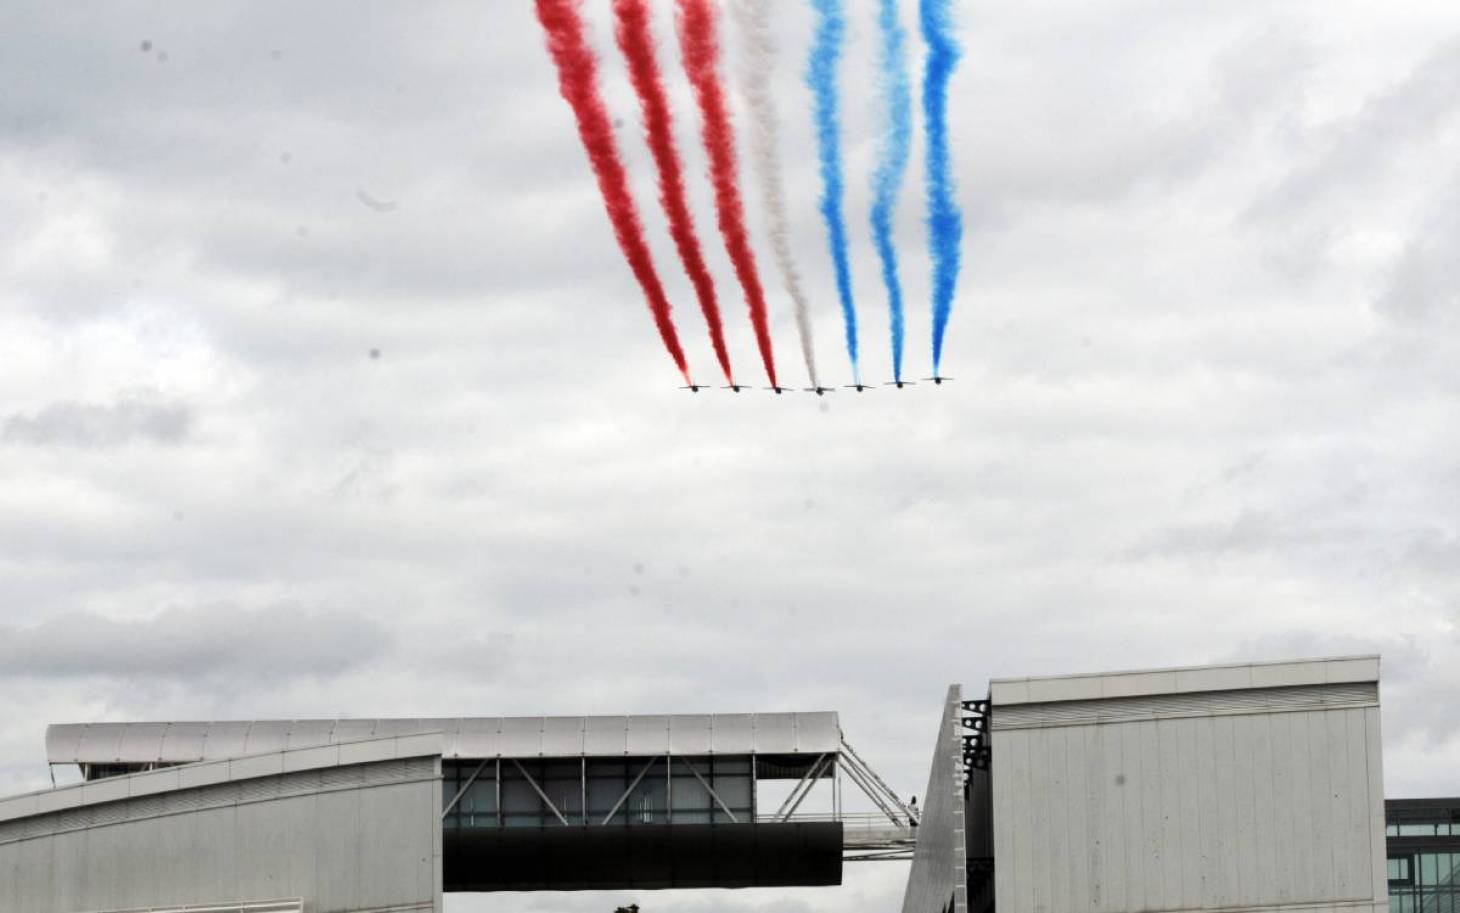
46 712 841 765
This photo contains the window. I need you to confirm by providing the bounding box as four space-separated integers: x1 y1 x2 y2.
1390 856 1413 886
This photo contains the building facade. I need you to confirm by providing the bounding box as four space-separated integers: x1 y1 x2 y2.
1386 799 1460 913
3 712 888 911
904 656 1390 913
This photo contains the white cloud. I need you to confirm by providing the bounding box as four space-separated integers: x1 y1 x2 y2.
0 1 1457 909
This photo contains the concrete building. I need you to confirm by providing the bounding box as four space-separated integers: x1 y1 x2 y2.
905 656 1389 913
1 712 915 912
0 655 1444 913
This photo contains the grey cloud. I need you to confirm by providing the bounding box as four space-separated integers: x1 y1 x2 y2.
0 603 389 682
2 4 1459 909
1246 34 1460 224
2 397 191 447
1376 174 1460 328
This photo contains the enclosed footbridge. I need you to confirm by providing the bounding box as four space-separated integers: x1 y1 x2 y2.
44 712 917 893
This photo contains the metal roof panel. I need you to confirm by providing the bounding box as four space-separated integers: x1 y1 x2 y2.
44 712 841 764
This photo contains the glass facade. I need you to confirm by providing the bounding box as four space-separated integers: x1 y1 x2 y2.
1387 801 1460 913
442 755 755 830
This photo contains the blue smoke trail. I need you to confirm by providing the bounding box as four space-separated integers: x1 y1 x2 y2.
921 0 963 375
870 0 912 382
807 0 858 382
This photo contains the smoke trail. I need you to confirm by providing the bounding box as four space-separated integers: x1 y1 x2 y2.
870 0 913 383
534 0 691 383
675 0 779 387
807 0 858 382
613 0 734 385
730 0 819 388
920 0 963 375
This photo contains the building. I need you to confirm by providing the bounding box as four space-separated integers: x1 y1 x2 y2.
1385 799 1460 913
904 656 1391 913
1 656 1453 913
0 712 914 912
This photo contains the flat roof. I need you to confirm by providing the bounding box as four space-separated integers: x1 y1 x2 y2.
988 655 1379 706
46 712 841 766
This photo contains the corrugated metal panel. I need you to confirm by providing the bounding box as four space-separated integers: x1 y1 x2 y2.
540 717 584 756
240 723 288 757
78 724 126 764
47 712 841 764
583 716 626 755
330 720 376 745
0 757 438 913
455 718 501 758
283 720 335 753
117 724 169 764
160 723 211 762
201 723 252 762
667 715 713 754
753 714 798 753
795 712 840 752
711 714 753 754
625 715 669 755
497 717 541 756
991 704 1387 913
991 682 1378 730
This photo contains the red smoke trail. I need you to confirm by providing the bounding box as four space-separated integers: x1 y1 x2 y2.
614 0 734 386
675 0 779 387
534 0 690 383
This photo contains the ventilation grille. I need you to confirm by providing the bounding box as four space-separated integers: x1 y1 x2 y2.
991 682 1378 730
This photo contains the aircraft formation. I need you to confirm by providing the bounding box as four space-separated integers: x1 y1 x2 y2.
534 0 964 393
680 376 953 394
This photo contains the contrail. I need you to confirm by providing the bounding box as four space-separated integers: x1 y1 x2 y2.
730 0 819 388
807 0 858 382
870 0 913 383
613 0 735 385
676 0 779 387
920 0 964 376
534 0 691 383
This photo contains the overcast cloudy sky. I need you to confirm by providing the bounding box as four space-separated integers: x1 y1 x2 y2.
2 0 1458 910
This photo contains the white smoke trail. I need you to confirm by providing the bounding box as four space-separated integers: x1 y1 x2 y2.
731 0 820 387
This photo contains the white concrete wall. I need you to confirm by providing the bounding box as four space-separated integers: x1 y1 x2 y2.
992 662 1386 913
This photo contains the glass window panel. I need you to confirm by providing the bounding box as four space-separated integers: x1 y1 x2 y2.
711 757 751 775
588 776 626 817
502 776 541 815
1389 824 1401 836
673 774 712 812
713 775 751 809
1393 859 1406 881
627 762 667 825
1425 852 1440 887
1402 824 1439 837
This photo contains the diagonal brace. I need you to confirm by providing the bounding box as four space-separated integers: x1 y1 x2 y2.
600 756 661 825
510 758 570 826
441 758 490 819
676 757 740 823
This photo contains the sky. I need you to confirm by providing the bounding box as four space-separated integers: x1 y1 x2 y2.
1 0 1458 910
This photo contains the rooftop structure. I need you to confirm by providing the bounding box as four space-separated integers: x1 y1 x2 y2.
6 711 915 910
